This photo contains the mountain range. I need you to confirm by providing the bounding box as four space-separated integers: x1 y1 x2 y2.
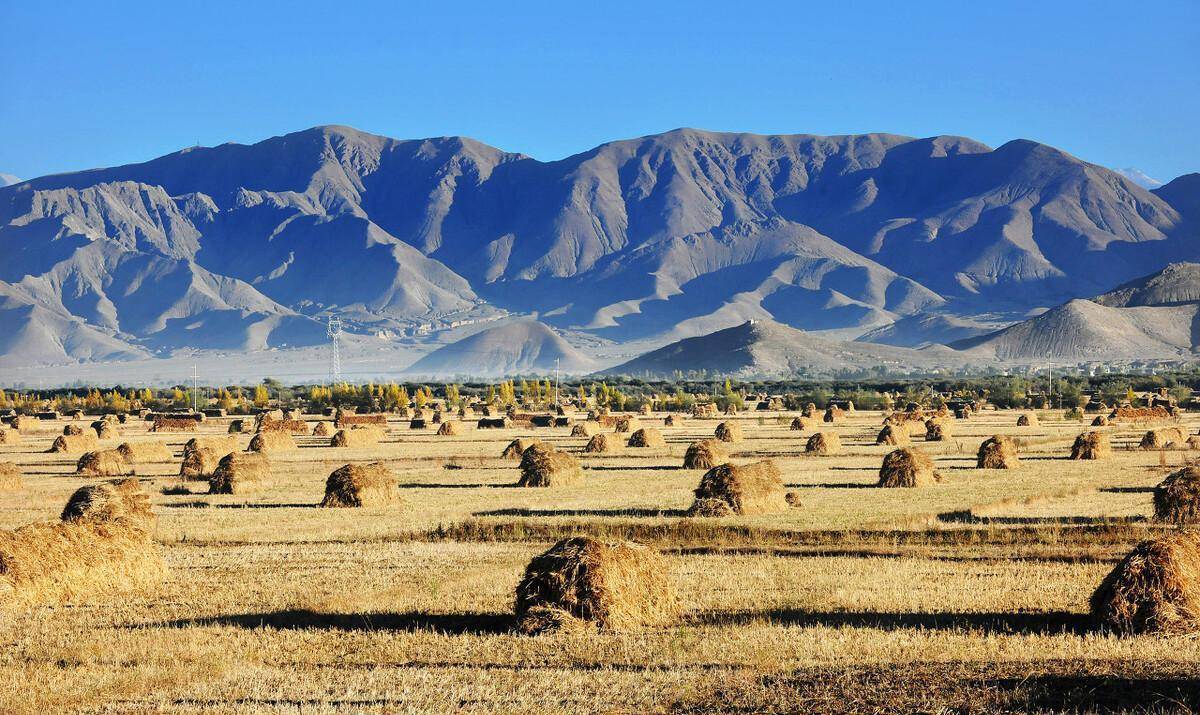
0 125 1197 374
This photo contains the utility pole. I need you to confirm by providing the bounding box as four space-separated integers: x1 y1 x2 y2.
1047 356 1053 409
192 365 199 414
554 359 560 407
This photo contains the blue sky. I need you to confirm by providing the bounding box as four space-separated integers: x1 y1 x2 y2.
2 0 1197 182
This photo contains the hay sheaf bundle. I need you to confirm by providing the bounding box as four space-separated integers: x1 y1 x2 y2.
312 421 332 437
151 417 197 432
48 433 99 454
320 462 404 508
184 436 238 457
258 418 309 435
93 422 119 440
1141 427 1188 450
688 460 787 516
1017 413 1038 427
1092 415 1110 427
249 430 297 453
977 435 1019 469
802 403 817 418
61 479 153 526
713 421 742 443
614 416 640 433
1154 466 1200 524
0 428 21 445
329 428 381 448
584 433 621 453
823 406 844 423
627 428 666 448
790 416 817 431
208 452 270 494
517 444 583 487
571 422 598 438
76 449 133 477
805 431 841 455
0 462 23 491
334 413 387 429
502 438 542 460
179 447 219 480
436 420 461 436
638 404 652 416
514 536 678 634
683 439 726 470
228 419 253 434
116 441 173 463
663 414 682 428
63 425 84 436
1071 431 1112 460
875 424 910 446
1091 532 1200 635
477 417 510 429
1109 406 1172 423
1188 436 1200 451
925 419 951 442
878 448 941 488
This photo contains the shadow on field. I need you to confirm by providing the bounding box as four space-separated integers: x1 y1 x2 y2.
157 609 512 634
938 510 1145 525
690 608 1092 634
475 507 690 518
786 482 876 489
1100 486 1156 494
585 465 683 471
396 482 506 489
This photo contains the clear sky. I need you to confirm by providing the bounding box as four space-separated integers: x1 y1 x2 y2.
2 0 1197 183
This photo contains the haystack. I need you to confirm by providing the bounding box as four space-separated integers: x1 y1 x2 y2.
1017 413 1038 427
714 421 742 443
179 447 219 480
320 462 404 508
1189 436 1200 451
228 419 252 434
977 435 1019 469
584 433 621 453
823 406 844 423
249 430 296 453
925 419 951 441
614 416 640 433
76 449 133 477
1092 415 1110 427
409 418 427 430
878 448 940 488
683 439 726 470
663 415 682 428
790 416 816 431
514 536 678 634
48 433 98 454
1091 532 1200 635
312 421 332 436
638 404 652 416
258 418 308 434
0 428 20 445
571 422 598 438
437 420 461 436
477 417 510 429
1141 427 1188 450
184 436 238 457
627 428 666 448
1154 466 1200 524
63 425 84 436
802 403 817 418
876 424 910 446
116 441 173 463
805 431 841 455
329 428 380 448
151 417 197 432
688 460 787 516
1070 431 1112 460
94 422 119 440
0 462 23 491
61 479 153 526
208 452 270 494
517 444 583 487
502 438 542 460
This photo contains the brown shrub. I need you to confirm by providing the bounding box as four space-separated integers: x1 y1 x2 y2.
1154 466 1200 524
683 439 726 470
514 536 678 633
208 452 270 494
1091 532 1200 635
1141 427 1188 450
320 462 404 508
249 431 296 453
925 419 951 442
517 444 583 487
878 448 940 488
48 433 98 454
688 460 787 516
977 435 1019 469
1071 431 1112 460
614 416 640 433
179 447 219 480
714 421 742 443
1017 413 1037 426
502 438 542 460
627 428 666 448
437 420 461 436
0 462 23 491
76 449 133 477
876 424 910 446
584 433 621 454
805 431 841 455
116 441 173 463
329 428 381 448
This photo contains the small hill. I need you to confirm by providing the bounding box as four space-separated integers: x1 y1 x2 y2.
404 320 594 377
855 313 993 348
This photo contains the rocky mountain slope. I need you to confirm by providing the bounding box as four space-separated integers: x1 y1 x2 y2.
404 320 594 377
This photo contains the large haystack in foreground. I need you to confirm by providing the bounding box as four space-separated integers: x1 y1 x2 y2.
1154 466 1200 524
977 435 1019 469
713 421 742 443
249 431 296 453
61 479 153 526
1091 532 1200 635
683 439 726 470
584 433 621 454
76 449 133 477
320 462 404 508
208 452 271 494
805 431 841 455
627 428 666 448
0 462 23 491
688 460 788 516
517 444 583 487
514 536 678 634
876 425 910 446
1071 431 1112 460
878 448 940 488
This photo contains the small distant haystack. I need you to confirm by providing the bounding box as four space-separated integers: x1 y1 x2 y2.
1141 428 1188 450
805 431 841 455
432 411 443 424
63 425 84 436
116 441 173 463
664 415 681 428
11 415 31 432
638 404 652 416
878 448 940 488
1071 431 1112 460
502 438 541 460
228 419 252 434
0 462 22 491
48 433 98 454
151 417 197 433
184 436 238 457
94 422 119 440
330 428 381 448
1091 532 1200 635
790 417 816 431
437 420 461 436
627 428 666 448
571 422 598 438
614 416 640 433
823 406 844 423
1092 415 1110 427
1154 466 1200 524
179 447 219 480
584 433 621 453
409 418 427 430
925 419 951 442
312 421 332 437
977 435 1019 469
514 536 678 634
477 417 510 429
785 491 802 508
320 462 403 508
1189 436 1200 451
61 479 153 526
1017 413 1038 427
688 460 787 516
802 403 817 418
517 444 583 487
249 431 296 453
714 421 742 443
876 424 910 446
0 428 21 445
258 418 309 434
208 452 270 494
76 449 133 477
683 439 726 470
